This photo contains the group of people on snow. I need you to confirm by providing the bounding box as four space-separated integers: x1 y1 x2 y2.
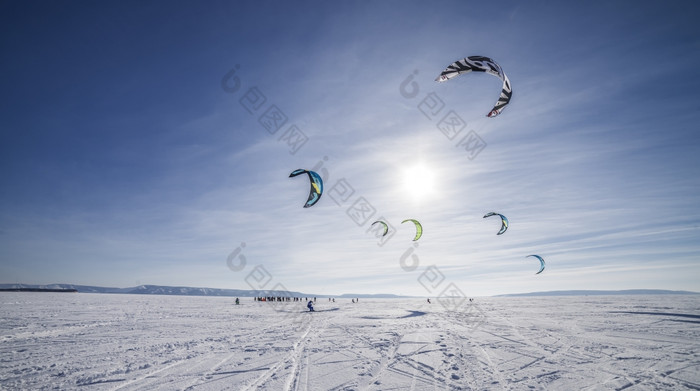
236 296 474 311
254 296 313 302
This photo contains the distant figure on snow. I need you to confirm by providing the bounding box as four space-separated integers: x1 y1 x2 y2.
307 300 315 312
427 298 431 304
235 298 240 305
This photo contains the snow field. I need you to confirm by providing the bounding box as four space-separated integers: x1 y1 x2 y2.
1 293 699 390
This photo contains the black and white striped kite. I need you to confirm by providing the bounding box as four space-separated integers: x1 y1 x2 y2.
436 55 512 118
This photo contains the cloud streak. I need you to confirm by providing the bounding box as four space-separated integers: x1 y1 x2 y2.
1 1 699 295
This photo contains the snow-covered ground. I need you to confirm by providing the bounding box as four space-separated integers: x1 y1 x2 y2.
1 293 699 390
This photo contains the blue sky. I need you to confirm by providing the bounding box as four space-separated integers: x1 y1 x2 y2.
1 1 699 296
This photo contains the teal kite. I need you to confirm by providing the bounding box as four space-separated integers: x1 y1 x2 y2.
527 255 546 275
289 169 323 208
483 212 509 235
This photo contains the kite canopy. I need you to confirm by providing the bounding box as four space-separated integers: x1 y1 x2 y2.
371 221 389 237
436 55 512 118
483 212 509 235
527 255 546 275
289 169 323 208
401 219 423 241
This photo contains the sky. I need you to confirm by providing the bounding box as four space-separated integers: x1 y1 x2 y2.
1 1 699 297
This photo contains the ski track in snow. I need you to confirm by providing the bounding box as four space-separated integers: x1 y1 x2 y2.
1 293 699 390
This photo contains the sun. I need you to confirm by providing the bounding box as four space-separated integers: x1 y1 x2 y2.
402 162 435 202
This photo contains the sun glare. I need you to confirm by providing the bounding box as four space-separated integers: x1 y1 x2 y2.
402 162 435 202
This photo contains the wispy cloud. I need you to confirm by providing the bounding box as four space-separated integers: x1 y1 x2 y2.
1 1 699 295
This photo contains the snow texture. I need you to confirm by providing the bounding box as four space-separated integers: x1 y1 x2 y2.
1 293 699 390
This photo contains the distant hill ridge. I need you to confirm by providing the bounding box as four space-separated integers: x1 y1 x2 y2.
0 284 414 298
0 287 77 293
0 283 309 297
1 284 697 297
496 289 699 297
